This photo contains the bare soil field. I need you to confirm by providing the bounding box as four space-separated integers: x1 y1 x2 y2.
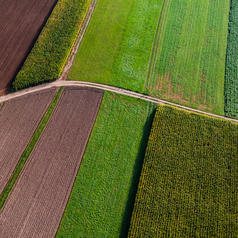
0 0 58 95
0 88 58 195
0 87 103 237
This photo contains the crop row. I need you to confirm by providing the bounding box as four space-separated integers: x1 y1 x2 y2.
0 87 103 237
12 0 91 91
128 105 238 237
225 0 238 119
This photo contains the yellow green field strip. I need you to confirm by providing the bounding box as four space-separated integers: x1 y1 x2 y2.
129 105 238 237
12 0 91 91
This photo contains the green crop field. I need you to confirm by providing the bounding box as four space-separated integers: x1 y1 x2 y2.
146 0 230 115
67 0 163 92
56 92 155 237
128 105 238 237
225 0 238 119
12 0 90 91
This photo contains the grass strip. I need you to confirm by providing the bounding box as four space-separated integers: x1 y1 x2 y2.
128 105 238 237
12 0 91 91
0 87 63 211
225 0 238 119
56 91 155 237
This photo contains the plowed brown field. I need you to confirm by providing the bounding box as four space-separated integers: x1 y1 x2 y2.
0 87 58 195
0 0 58 95
0 87 103 237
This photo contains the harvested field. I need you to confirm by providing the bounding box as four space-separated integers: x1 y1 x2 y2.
0 87 103 238
0 0 58 95
0 88 58 195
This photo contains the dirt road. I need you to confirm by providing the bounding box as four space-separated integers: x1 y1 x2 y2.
0 81 237 123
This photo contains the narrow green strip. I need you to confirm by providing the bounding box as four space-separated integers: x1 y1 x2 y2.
0 87 64 211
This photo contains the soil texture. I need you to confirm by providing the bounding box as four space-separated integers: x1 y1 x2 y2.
0 87 58 195
0 87 103 237
0 0 58 95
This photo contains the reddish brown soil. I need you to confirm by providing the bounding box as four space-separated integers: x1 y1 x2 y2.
0 0 58 95
0 87 103 238
0 87 58 195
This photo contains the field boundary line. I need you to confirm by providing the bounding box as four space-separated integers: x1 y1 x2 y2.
1 81 238 123
58 0 98 81
144 0 170 90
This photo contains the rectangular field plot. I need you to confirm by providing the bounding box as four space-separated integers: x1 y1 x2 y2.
68 0 163 92
0 0 57 94
225 1 238 119
146 0 230 115
56 92 155 237
128 106 238 237
0 87 103 238
0 88 58 195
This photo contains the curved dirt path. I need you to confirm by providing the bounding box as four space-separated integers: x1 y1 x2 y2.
0 80 238 123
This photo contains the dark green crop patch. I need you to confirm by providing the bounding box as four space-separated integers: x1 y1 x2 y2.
225 0 238 119
128 105 238 237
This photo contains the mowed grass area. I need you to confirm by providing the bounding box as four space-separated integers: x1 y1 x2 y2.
128 105 238 237
67 0 163 92
56 92 155 237
146 0 230 115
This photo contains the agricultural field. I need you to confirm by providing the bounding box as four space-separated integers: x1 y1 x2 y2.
67 0 163 92
0 88 57 195
0 87 103 237
225 0 238 119
0 0 58 95
0 0 237 236
128 105 238 237
56 91 155 237
146 0 230 115
12 0 91 91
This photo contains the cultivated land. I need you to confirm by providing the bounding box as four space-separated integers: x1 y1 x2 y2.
0 0 236 236
0 87 63 211
67 0 163 92
56 91 155 237
0 87 103 237
146 0 230 115
128 105 238 237
0 88 57 195
225 0 238 119
0 0 58 95
12 0 91 92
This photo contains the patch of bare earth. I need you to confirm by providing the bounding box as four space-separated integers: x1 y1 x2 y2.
0 0 58 95
150 72 211 110
0 87 103 238
0 88 58 195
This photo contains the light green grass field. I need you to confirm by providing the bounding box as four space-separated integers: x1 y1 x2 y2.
56 92 155 237
67 0 163 92
146 0 230 115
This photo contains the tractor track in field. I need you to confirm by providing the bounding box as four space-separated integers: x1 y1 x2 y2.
58 0 98 81
0 81 238 124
